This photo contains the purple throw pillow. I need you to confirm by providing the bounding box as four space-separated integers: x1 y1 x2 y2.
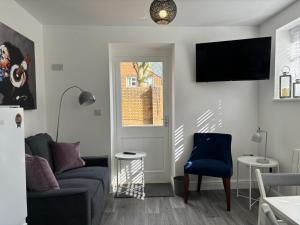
25 154 60 192
51 142 85 174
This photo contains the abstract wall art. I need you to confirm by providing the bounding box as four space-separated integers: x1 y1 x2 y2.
0 22 36 110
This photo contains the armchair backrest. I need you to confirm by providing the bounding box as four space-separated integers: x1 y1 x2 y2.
190 133 232 165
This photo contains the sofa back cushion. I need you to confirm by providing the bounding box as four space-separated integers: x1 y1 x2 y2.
25 142 32 155
25 133 54 170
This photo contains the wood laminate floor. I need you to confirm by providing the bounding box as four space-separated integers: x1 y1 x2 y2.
101 190 259 225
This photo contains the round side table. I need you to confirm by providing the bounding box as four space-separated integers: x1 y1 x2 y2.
115 152 146 198
236 156 279 210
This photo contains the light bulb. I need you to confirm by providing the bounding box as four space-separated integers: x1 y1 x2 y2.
159 10 168 19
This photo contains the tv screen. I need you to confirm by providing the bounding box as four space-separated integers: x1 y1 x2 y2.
196 37 271 82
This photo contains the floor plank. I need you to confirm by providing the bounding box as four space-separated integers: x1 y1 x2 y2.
101 190 258 225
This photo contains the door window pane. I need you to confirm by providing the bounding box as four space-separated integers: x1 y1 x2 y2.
120 62 163 127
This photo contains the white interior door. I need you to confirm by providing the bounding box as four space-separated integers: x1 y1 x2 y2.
114 52 171 183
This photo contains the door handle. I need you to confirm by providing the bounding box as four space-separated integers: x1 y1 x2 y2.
164 116 169 127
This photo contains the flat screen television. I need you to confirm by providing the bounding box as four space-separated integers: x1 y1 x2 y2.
196 37 271 82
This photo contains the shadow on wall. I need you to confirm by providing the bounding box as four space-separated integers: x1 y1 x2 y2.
173 100 224 165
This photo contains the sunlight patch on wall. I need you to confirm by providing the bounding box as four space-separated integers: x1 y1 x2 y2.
196 110 214 129
174 125 184 162
196 100 223 133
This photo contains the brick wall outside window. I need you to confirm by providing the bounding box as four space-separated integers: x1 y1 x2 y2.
120 62 163 126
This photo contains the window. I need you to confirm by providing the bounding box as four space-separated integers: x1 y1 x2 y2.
274 18 300 100
290 26 300 78
126 76 137 87
120 62 163 126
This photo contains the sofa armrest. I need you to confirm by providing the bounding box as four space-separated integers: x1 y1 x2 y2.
27 188 91 225
82 155 109 167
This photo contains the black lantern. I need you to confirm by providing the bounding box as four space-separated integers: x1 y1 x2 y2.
279 66 292 98
150 0 177 25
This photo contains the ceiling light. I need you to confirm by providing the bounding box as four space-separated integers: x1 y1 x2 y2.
150 0 177 25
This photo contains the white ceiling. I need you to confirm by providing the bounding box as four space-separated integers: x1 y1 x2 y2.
15 0 296 26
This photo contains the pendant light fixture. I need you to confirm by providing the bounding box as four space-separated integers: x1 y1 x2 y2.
150 0 177 25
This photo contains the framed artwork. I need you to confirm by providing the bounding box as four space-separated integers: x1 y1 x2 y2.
279 67 291 99
0 22 36 110
293 80 300 98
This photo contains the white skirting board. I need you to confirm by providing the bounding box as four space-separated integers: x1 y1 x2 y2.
188 179 255 191
109 179 262 193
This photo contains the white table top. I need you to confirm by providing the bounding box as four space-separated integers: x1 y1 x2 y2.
237 156 279 168
264 196 300 225
115 152 146 160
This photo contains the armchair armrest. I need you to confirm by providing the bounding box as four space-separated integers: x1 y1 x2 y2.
27 188 91 225
82 155 109 167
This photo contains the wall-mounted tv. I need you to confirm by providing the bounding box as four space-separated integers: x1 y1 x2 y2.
196 37 271 82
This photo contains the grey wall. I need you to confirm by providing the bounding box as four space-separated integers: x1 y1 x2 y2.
0 0 46 136
43 25 259 188
259 1 300 179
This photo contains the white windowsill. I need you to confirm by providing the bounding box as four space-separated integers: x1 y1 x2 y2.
273 98 300 102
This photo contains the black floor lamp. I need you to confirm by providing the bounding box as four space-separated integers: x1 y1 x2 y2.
56 85 96 142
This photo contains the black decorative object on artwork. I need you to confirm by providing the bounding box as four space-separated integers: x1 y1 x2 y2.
0 22 36 110
150 0 177 25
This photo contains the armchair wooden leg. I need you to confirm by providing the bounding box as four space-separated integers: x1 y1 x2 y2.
184 173 189 204
222 178 231 211
197 175 202 192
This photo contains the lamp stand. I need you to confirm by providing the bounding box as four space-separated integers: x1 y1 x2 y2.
55 86 83 142
256 130 269 164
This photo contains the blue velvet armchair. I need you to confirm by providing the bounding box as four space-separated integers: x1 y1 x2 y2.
184 133 233 211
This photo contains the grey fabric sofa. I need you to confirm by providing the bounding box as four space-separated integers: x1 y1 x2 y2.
25 133 109 225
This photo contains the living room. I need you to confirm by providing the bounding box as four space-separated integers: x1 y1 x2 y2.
1 0 300 225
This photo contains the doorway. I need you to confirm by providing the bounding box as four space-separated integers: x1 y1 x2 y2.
110 44 173 183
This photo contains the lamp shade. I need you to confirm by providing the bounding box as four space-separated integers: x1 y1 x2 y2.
150 0 177 25
79 91 96 106
252 132 262 143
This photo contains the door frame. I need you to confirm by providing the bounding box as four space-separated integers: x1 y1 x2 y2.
109 43 175 187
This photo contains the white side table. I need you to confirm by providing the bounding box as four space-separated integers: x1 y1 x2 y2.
115 152 146 198
236 156 279 210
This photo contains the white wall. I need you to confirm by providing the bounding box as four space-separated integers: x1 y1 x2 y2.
0 0 46 136
43 25 259 188
259 1 300 179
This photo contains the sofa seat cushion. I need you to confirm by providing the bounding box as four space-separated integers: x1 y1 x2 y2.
184 159 232 178
58 178 105 220
56 167 109 193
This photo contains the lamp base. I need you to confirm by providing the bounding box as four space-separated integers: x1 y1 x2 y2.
256 158 270 164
